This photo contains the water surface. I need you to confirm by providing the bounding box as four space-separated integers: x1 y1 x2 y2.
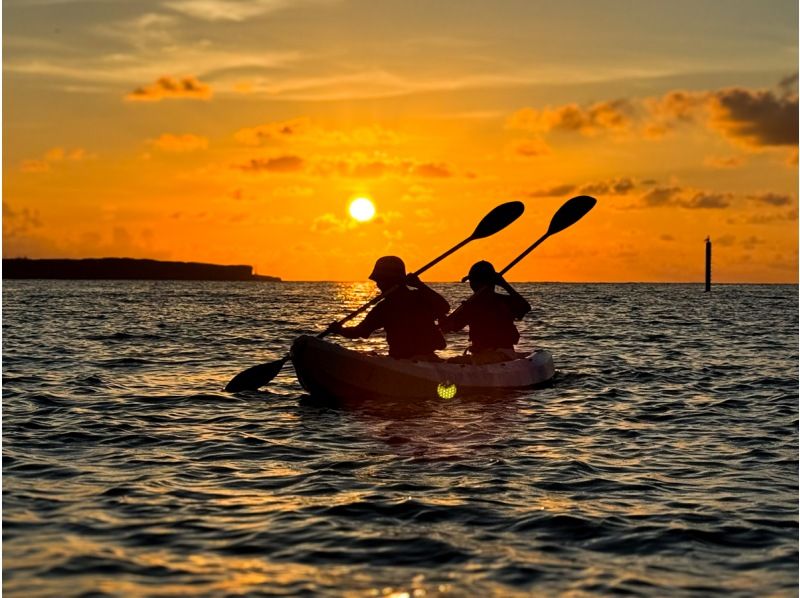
3 281 798 596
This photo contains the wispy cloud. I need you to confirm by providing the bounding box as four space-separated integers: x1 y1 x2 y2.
234 118 407 148
164 0 337 22
21 147 89 173
704 155 746 169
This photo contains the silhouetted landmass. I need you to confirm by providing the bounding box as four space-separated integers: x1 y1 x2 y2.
2 258 281 281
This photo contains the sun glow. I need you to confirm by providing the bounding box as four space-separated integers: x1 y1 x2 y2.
348 197 376 222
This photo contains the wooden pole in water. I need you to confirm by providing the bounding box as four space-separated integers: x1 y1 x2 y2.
705 236 712 292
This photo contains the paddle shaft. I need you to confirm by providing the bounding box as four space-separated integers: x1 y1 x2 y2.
499 233 549 276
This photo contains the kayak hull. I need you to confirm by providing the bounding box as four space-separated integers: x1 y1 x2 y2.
290 335 555 402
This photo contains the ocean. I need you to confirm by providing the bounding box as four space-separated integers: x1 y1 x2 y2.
3 281 798 596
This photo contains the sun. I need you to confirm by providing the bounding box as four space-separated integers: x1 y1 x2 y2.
348 197 376 222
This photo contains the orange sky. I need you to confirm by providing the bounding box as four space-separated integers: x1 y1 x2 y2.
3 0 798 282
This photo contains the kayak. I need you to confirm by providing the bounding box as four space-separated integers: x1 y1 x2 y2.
290 335 555 402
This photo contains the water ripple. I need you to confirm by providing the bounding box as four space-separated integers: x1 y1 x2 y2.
2 281 797 596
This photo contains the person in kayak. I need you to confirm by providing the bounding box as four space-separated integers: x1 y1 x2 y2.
327 256 450 360
439 260 531 364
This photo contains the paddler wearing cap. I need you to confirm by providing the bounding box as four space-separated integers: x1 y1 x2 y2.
439 261 531 364
327 256 450 361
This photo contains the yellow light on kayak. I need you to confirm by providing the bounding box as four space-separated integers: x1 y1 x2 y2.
437 382 457 399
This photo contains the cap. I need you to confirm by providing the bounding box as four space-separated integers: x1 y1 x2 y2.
369 255 406 282
461 260 496 283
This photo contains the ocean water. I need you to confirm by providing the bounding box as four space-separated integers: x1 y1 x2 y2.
3 281 798 597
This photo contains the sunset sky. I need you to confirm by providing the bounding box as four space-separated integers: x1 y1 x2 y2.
4 0 798 282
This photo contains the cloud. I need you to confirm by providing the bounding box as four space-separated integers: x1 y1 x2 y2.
234 118 313 145
3 202 43 237
507 99 634 136
234 118 406 147
579 177 636 196
707 87 798 147
715 234 737 247
704 155 746 169
639 187 732 209
683 192 732 209
149 133 209 152
641 186 684 207
236 155 305 173
313 154 457 179
642 90 707 138
778 73 798 95
20 147 88 173
744 209 798 224
401 185 435 203
412 162 452 178
740 236 765 250
311 212 351 233
126 76 212 102
164 0 320 22
505 77 797 152
747 192 793 206
643 81 798 148
506 138 551 158
527 184 577 198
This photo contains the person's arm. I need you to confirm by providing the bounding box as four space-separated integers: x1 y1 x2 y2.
406 273 450 318
439 300 469 333
327 303 385 338
496 274 531 319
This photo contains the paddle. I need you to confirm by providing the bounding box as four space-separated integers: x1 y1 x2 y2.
224 201 525 392
499 194 596 276
450 195 596 318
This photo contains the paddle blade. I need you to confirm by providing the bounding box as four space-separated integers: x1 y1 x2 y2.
546 195 597 236
225 356 289 392
471 201 525 239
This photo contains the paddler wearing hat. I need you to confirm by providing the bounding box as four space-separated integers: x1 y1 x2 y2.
439 260 531 364
327 256 450 361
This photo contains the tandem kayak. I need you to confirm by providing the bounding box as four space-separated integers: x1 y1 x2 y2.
290 335 555 402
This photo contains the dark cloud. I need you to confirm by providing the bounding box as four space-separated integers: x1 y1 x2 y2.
778 73 798 95
747 192 793 206
235 118 312 145
3 202 42 237
527 184 577 198
708 86 798 147
641 186 683 207
580 178 635 196
715 234 737 247
126 76 212 102
683 192 732 209
237 155 305 173
746 209 798 224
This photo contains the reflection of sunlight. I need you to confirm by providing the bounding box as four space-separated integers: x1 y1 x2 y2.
334 282 375 312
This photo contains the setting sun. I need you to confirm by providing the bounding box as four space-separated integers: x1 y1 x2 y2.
348 198 376 222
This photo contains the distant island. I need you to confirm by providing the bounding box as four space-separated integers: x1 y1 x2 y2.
2 258 281 281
